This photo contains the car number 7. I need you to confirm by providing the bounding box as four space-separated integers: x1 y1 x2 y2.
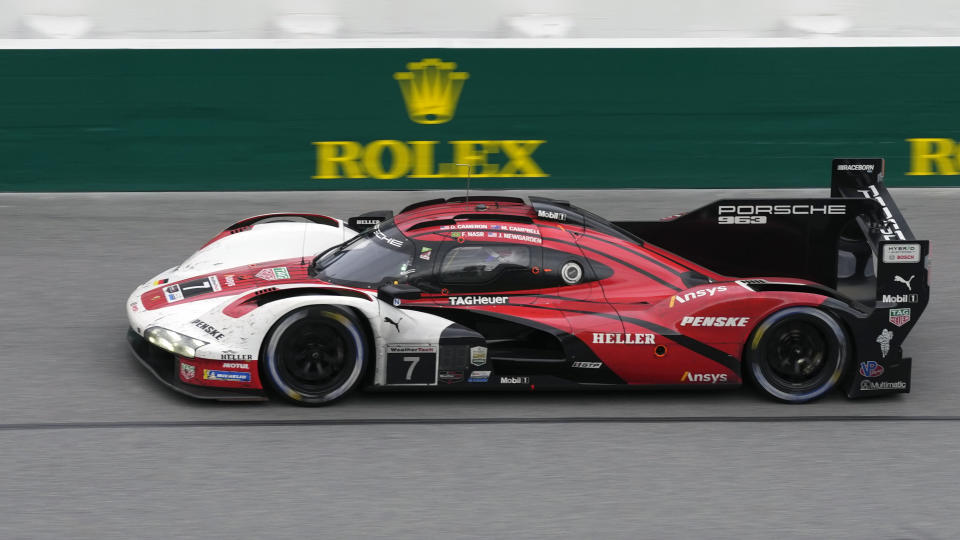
403 356 420 381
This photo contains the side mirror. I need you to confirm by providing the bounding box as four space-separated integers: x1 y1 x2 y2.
377 283 422 305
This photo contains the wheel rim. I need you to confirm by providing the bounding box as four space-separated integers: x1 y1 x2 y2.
748 307 848 403
766 321 827 383
274 318 355 397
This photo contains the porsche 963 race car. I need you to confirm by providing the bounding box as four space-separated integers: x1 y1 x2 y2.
127 158 929 405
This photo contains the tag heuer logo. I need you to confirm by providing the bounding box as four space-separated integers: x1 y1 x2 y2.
394 58 469 125
889 308 911 327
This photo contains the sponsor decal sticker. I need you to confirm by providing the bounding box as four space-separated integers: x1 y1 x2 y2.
439 370 464 384
669 286 727 307
164 283 184 303
190 318 225 341
220 353 253 361
470 346 488 367
130 302 139 312
860 380 907 391
837 163 875 172
153 278 169 286
180 362 196 380
680 316 750 327
499 376 530 384
894 274 915 291
876 328 894 358
373 223 404 247
858 185 906 241
419 247 432 260
889 308 911 327
536 209 567 221
392 298 402 307
717 204 845 225
572 361 602 369
858 361 885 378
255 267 291 281
680 371 728 383
224 275 236 287
881 293 919 304
468 370 491 383
221 363 249 369
203 369 252 383
449 296 509 306
592 333 656 344
882 243 920 263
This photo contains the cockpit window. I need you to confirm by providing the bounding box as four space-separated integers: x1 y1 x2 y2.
313 222 413 289
440 245 531 284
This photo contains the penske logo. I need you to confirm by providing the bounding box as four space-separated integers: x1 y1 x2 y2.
680 316 750 327
312 58 547 181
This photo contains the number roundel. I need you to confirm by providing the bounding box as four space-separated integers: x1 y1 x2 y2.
561 261 583 285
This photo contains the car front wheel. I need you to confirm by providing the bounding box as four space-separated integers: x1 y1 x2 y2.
261 305 368 406
745 306 849 404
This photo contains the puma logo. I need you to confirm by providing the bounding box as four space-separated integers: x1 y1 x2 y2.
894 274 915 291
384 316 401 332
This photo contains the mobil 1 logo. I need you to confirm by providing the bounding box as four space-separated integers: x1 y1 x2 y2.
385 345 438 385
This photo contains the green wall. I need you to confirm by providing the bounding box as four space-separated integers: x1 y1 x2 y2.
0 48 957 191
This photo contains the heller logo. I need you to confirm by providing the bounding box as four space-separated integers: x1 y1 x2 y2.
394 58 468 125
680 371 728 383
592 333 656 345
312 58 547 181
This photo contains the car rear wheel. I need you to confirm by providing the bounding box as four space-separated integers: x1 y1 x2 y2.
745 307 849 403
261 305 367 406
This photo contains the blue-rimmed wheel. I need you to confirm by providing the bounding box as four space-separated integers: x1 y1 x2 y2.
745 307 849 403
261 305 367 406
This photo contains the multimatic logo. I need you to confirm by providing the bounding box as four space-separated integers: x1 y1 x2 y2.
312 58 548 181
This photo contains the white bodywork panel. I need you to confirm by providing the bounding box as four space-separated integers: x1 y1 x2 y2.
127 218 455 386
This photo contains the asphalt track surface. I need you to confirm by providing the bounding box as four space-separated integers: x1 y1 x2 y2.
1 188 959 539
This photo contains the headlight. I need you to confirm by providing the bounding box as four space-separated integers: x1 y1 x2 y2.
144 327 208 358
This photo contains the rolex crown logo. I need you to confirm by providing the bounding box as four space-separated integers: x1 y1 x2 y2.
394 58 469 125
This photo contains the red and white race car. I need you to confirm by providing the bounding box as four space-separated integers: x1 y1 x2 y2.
127 158 929 405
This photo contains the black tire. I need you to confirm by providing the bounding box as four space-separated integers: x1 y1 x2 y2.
744 306 849 403
260 305 368 406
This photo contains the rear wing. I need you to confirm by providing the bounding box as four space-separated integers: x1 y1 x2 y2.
613 158 927 292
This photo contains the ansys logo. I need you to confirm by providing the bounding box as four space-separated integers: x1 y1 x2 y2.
312 58 548 181
394 58 468 125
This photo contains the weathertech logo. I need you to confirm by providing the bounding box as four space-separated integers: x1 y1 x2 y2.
394 58 468 125
681 371 728 383
680 316 749 327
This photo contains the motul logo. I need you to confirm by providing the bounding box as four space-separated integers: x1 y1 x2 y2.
681 371 728 383
680 316 749 327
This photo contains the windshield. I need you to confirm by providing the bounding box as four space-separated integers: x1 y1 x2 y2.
313 222 413 289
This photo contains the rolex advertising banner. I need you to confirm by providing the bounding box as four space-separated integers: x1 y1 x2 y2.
1 47 959 191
